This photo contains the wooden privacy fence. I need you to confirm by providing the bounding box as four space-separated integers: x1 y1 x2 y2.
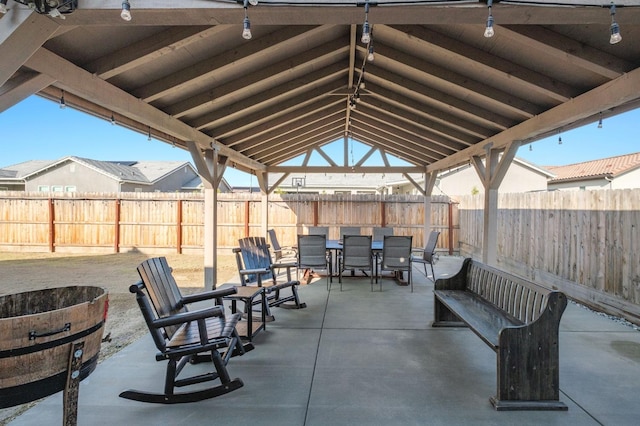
0 192 457 254
457 189 640 324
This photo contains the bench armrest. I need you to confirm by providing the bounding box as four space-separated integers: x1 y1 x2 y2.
434 257 471 291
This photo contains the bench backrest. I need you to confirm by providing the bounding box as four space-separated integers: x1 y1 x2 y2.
466 260 553 325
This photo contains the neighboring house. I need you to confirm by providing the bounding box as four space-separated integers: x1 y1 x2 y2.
545 152 640 191
390 157 553 196
0 156 226 193
268 172 409 195
264 157 552 196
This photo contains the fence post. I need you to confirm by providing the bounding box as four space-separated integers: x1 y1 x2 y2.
48 198 55 253
448 201 454 255
176 200 183 254
313 200 319 226
380 200 386 227
244 200 250 237
114 199 121 253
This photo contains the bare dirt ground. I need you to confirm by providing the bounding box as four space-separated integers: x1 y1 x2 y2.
0 251 238 424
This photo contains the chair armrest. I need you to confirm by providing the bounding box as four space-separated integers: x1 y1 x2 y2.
240 267 270 275
152 306 225 328
271 261 296 270
180 287 237 305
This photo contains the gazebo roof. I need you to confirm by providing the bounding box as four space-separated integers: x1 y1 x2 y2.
2 0 640 180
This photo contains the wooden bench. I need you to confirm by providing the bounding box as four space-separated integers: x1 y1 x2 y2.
433 258 568 411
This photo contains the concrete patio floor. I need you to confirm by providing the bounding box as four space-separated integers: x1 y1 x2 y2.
9 256 640 426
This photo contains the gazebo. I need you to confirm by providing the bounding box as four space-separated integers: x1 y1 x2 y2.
1 0 640 288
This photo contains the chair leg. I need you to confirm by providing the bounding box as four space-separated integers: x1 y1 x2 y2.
409 268 413 293
430 263 435 282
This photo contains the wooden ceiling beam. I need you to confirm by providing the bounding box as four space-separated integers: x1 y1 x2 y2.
190 65 347 130
25 48 264 172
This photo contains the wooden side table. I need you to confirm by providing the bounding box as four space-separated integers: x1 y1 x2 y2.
219 285 267 341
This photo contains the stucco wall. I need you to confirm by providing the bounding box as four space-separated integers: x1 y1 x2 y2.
396 162 549 196
25 161 119 192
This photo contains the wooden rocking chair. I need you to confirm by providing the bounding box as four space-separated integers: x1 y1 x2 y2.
119 257 253 404
233 236 306 321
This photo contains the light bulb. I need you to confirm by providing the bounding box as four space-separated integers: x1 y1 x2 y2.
0 1 8 14
242 17 252 40
121 1 132 21
361 21 370 44
249 0 258 5
367 45 375 62
59 92 66 109
484 15 494 38
610 22 622 44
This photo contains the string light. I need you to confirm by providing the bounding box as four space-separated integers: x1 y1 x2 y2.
59 90 66 109
121 0 131 22
529 144 532 151
361 0 371 44
598 112 603 128
367 43 375 62
0 0 8 14
484 0 495 38
242 0 252 40
558 135 562 145
147 126 152 141
609 3 622 44
110 113 116 125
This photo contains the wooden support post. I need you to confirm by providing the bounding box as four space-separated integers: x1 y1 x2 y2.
63 340 84 426
176 200 183 254
471 141 520 266
48 198 55 253
187 140 224 290
114 199 121 253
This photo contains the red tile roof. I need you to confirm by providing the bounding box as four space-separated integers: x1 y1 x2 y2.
546 152 640 182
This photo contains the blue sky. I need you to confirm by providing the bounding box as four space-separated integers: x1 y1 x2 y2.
1 95 638 186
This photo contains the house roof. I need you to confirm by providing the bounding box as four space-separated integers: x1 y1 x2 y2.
0 160 58 181
1 157 195 185
546 152 640 183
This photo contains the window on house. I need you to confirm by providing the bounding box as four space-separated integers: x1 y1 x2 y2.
70 164 76 173
135 188 143 192
38 185 49 192
579 186 586 191
65 186 77 192
52 185 63 192
0 187 8 191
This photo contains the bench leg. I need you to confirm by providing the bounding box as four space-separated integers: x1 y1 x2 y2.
492 326 567 411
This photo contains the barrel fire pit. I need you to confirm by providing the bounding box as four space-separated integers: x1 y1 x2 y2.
0 286 108 423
